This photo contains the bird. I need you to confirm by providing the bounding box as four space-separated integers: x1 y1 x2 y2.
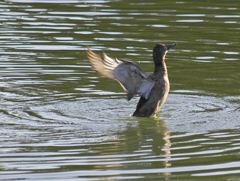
86 43 176 117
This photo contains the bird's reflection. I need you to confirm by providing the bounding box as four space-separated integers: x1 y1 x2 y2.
122 116 171 178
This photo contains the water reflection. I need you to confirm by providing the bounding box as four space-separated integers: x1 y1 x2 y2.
122 118 172 177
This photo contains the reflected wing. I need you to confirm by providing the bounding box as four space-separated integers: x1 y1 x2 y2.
86 48 155 100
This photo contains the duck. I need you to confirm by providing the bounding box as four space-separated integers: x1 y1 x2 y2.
86 43 176 117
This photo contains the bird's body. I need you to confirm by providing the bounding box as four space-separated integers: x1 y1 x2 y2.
133 69 170 117
86 43 176 117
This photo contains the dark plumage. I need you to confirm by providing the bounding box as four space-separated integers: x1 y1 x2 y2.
86 43 176 117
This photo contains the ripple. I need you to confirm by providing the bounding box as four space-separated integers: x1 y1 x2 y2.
48 11 118 16
34 15 92 21
9 0 85 2
1 96 240 180
24 8 48 12
75 31 94 34
176 19 204 22
193 169 240 176
99 31 124 35
176 14 206 17
147 24 169 27
224 51 239 55
224 21 237 23
196 56 215 59
215 15 240 18
1 30 61 34
8 44 81 50
163 94 240 132
0 11 29 16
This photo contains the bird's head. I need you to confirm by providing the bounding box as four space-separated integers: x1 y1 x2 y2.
153 43 176 65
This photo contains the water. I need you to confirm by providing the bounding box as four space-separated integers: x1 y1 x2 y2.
1 0 240 180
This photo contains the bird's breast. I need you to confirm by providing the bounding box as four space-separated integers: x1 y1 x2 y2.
154 74 170 113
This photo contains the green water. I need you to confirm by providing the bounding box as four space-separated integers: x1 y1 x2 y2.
0 0 240 180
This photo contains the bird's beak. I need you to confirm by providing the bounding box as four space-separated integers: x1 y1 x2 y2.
166 43 177 50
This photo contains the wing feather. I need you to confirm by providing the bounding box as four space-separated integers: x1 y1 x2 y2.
86 48 155 100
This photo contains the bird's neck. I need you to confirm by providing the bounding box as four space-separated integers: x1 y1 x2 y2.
153 62 168 77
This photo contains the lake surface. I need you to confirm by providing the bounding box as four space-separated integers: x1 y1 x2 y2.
1 0 240 180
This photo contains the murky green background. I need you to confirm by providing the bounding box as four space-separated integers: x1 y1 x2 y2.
1 0 240 180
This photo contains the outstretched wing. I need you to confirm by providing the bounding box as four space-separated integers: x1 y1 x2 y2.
86 48 155 100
